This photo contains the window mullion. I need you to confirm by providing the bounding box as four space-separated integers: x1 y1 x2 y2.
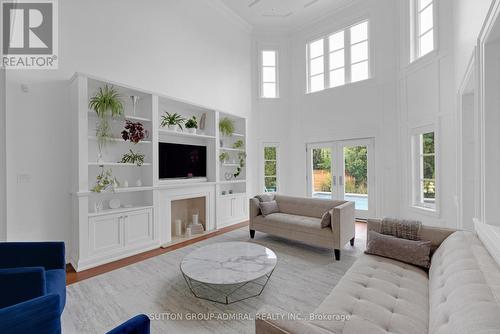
345 28 352 84
324 37 329 89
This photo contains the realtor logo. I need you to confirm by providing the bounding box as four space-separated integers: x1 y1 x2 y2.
1 0 58 69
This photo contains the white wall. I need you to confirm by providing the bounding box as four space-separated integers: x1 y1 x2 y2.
5 0 252 246
251 31 292 195
254 0 401 218
0 68 6 241
252 0 495 228
454 0 494 89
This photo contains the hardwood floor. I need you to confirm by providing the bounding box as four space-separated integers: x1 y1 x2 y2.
66 220 367 285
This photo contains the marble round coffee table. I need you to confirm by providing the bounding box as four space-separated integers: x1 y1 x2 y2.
180 242 277 304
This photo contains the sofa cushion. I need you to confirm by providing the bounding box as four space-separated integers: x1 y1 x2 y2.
259 200 280 216
275 195 346 219
312 254 429 334
45 269 66 312
255 194 275 202
263 213 332 238
429 231 500 334
365 231 431 269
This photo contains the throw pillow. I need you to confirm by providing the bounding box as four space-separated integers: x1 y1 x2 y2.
320 210 332 228
255 194 274 202
259 200 280 216
365 230 432 269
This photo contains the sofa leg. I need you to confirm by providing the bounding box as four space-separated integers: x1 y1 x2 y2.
350 237 355 246
334 249 340 261
250 229 255 239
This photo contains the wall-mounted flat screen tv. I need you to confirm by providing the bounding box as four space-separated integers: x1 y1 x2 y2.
159 143 207 179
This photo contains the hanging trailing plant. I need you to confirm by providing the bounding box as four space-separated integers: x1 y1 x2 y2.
91 168 119 193
89 85 124 153
233 151 246 178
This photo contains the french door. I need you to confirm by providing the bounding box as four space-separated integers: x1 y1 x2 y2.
307 138 374 219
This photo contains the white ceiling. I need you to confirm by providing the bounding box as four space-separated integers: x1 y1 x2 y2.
220 0 352 31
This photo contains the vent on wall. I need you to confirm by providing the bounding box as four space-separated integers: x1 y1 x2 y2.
262 12 293 18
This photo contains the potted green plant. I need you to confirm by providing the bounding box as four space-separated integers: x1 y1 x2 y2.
219 152 230 163
89 85 124 161
160 112 185 131
91 168 120 193
185 116 198 134
119 149 145 166
219 117 235 137
233 139 244 149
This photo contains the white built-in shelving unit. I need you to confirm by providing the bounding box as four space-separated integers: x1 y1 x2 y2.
70 73 248 271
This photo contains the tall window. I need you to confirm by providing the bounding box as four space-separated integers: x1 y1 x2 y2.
411 130 436 211
261 50 278 98
414 0 434 59
263 144 279 193
307 20 370 93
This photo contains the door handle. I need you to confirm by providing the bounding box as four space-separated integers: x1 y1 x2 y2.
339 175 344 186
332 175 337 186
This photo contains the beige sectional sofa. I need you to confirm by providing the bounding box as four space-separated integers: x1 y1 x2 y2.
249 195 355 260
256 219 500 334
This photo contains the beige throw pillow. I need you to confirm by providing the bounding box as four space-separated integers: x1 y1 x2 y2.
365 231 432 269
320 210 332 228
259 200 280 216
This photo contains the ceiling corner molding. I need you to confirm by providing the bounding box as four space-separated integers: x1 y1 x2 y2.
304 0 320 9
203 0 254 33
291 0 363 34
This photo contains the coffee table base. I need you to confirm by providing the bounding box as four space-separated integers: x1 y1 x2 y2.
182 269 275 305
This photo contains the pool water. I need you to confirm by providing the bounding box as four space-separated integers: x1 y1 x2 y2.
313 192 368 211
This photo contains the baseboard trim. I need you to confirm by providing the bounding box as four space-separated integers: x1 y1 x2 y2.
66 221 249 285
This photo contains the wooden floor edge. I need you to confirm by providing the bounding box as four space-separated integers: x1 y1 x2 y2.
66 221 249 285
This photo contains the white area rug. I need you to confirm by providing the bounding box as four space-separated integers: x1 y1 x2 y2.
62 228 364 333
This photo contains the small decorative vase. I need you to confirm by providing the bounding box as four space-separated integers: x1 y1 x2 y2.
167 124 177 131
229 190 233 194
175 219 182 237
130 96 140 116
109 199 121 209
136 179 142 187
186 128 196 134
122 180 129 188
97 153 104 166
192 213 199 225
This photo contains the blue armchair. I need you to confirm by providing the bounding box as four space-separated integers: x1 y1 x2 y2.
0 242 66 334
106 314 150 334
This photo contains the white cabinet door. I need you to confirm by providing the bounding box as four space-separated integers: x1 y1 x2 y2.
217 195 248 228
124 208 153 246
233 196 247 220
89 214 123 256
217 197 233 226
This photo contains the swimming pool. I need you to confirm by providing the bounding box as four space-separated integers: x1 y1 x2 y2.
313 192 368 211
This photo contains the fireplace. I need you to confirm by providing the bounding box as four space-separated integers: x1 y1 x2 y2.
170 196 206 240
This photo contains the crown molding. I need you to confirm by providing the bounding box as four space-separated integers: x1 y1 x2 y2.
204 0 253 34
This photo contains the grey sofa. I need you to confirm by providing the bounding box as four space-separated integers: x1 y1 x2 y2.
249 194 356 260
256 219 500 334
